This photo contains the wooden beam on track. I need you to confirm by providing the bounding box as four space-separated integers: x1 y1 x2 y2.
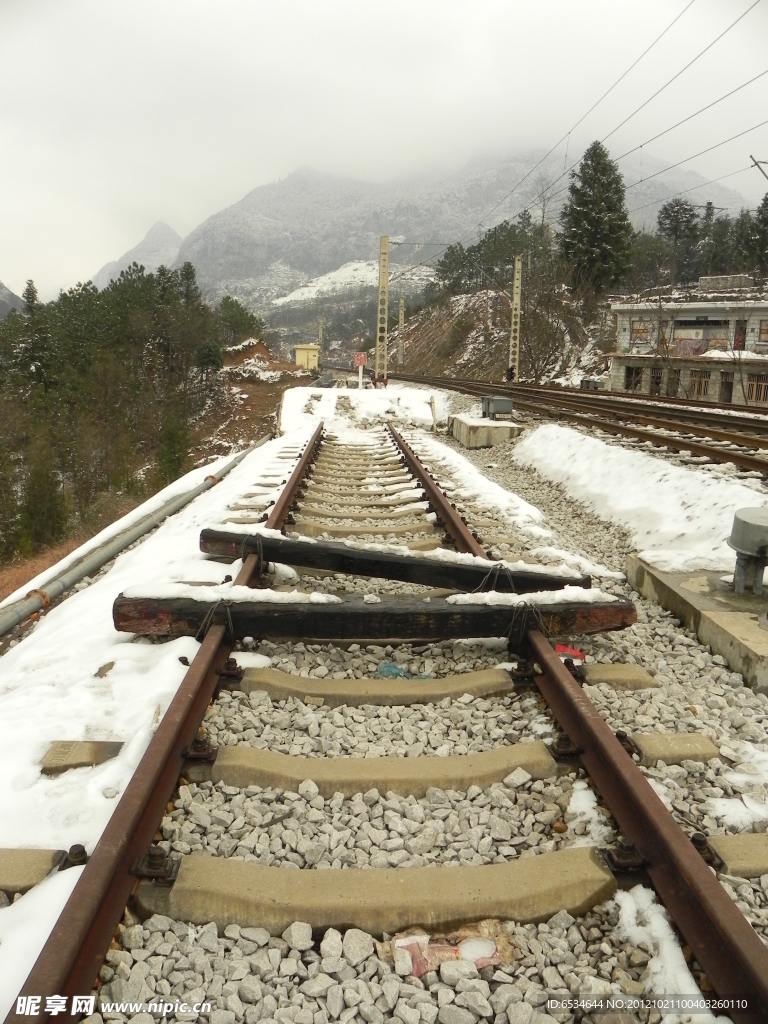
112 592 636 642
199 529 591 593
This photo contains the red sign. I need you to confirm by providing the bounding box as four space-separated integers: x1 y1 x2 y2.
353 352 367 366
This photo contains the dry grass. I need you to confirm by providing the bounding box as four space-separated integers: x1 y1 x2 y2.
0 493 142 604
0 538 85 603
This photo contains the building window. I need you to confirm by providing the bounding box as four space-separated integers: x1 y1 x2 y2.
747 374 768 404
666 368 681 397
649 367 663 396
689 369 711 398
760 320 768 343
719 371 734 404
625 366 643 392
734 320 747 351
630 320 649 341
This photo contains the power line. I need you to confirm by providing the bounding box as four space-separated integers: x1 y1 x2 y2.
602 0 762 144
614 67 768 162
469 0 698 230
507 1 766 231
625 118 768 188
510 113 768 226
390 1 699 282
626 165 753 214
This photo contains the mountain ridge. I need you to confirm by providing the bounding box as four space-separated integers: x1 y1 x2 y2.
0 279 22 320
94 152 753 311
92 221 182 290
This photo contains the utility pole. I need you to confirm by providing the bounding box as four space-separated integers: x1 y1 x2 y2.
751 155 768 182
374 236 389 383
318 317 324 349
398 294 405 366
507 255 522 382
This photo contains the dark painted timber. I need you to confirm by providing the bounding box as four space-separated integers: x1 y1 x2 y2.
113 592 636 642
199 529 591 593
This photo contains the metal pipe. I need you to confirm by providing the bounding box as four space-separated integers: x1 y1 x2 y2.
0 436 272 640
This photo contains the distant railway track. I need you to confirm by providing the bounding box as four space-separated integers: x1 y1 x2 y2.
9 406 768 1024
386 372 768 475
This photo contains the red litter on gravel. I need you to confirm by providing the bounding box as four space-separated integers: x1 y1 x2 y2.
554 643 585 665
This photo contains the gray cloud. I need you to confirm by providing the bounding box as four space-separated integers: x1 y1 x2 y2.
1 0 767 297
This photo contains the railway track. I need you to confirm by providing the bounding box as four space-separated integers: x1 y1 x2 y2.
5 400 768 1024
387 373 768 475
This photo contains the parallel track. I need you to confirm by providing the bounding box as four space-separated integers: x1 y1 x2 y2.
388 372 768 474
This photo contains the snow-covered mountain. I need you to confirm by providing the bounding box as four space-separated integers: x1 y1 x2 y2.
272 260 435 306
173 153 751 310
92 221 182 290
0 279 22 320
88 152 752 310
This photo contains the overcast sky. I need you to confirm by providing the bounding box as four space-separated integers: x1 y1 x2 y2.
2 0 768 299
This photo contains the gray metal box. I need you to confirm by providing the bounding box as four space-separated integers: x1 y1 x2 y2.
481 396 515 420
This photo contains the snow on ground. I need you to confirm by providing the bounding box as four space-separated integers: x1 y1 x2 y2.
0 427 316 1016
272 261 435 306
513 423 767 572
279 385 452 434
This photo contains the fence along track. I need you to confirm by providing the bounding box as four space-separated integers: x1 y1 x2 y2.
10 416 768 1024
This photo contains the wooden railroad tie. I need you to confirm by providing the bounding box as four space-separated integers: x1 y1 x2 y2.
112 592 636 642
199 529 591 593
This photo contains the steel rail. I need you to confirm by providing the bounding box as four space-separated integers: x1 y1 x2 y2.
266 421 324 530
7 426 325 1024
509 385 768 440
527 630 768 1024
387 425 489 557
542 408 768 473
391 372 768 437
532 379 768 418
387 373 768 473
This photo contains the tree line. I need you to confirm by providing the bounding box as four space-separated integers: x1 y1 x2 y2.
429 141 768 377
0 262 262 562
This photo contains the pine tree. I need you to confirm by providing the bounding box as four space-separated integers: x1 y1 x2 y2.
754 193 768 279
657 199 700 285
559 142 632 296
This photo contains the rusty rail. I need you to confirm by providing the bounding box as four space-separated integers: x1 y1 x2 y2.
8 426 325 1024
388 373 768 473
527 630 768 1023
388 425 489 558
266 422 324 529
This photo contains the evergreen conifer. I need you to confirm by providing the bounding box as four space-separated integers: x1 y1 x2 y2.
560 141 632 296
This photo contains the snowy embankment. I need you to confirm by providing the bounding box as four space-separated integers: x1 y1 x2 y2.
0 428 315 1016
278 384 452 434
272 260 435 306
513 424 767 573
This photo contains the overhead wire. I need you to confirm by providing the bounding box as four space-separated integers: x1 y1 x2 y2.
390 0 699 283
626 166 754 214
512 1 766 224
393 1 765 281
613 67 768 162
602 0 762 144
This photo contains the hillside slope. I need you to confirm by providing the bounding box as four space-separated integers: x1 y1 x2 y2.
389 290 607 385
93 221 182 289
0 280 22 320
